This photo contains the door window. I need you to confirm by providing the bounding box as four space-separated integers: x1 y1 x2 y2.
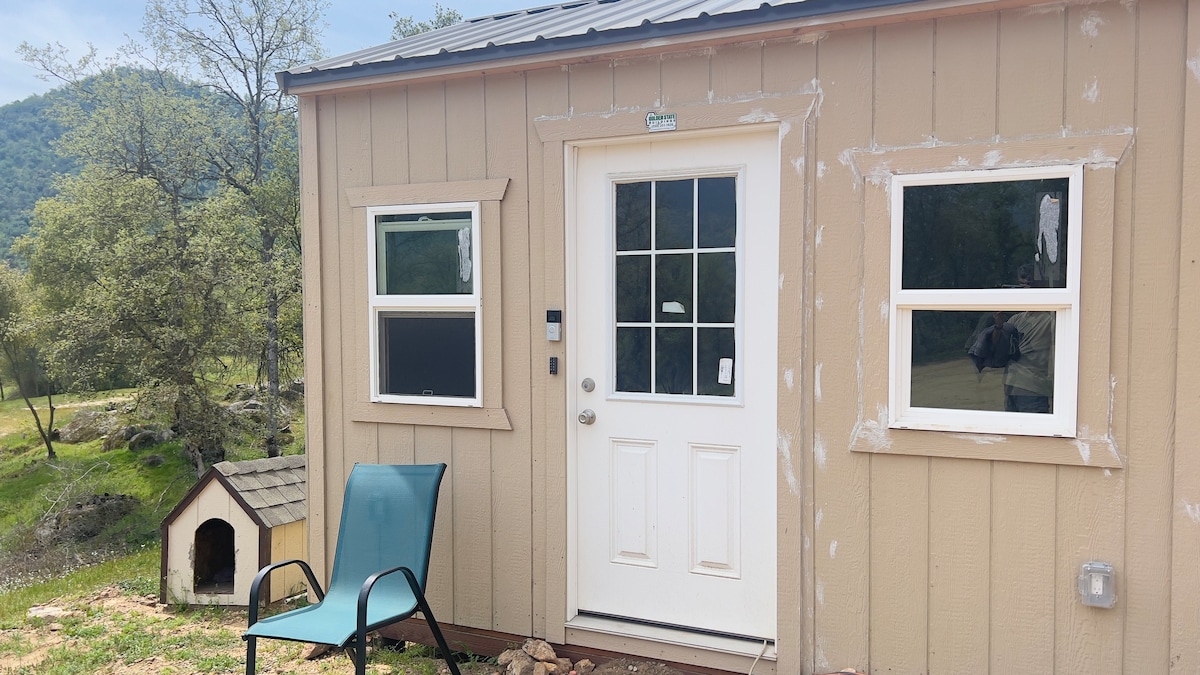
613 176 738 397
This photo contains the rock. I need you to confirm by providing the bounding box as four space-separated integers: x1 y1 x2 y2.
534 663 551 675
523 638 558 663
27 605 75 620
506 650 537 675
48 622 65 631
58 410 120 443
142 454 165 467
303 642 334 660
575 659 596 675
101 434 126 451
498 649 522 666
556 658 574 673
128 430 159 452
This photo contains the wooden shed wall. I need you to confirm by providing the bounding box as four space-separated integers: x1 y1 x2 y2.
297 0 1200 671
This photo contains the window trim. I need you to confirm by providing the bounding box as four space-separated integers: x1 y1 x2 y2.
888 164 1084 438
367 201 483 408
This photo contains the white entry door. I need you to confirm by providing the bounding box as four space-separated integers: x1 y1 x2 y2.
571 130 778 640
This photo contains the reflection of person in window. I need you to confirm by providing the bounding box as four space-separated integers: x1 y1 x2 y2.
1005 265 1054 413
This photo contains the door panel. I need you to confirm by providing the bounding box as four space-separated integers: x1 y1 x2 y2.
572 131 779 640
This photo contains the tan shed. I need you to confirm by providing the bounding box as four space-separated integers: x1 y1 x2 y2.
279 0 1200 672
160 455 307 606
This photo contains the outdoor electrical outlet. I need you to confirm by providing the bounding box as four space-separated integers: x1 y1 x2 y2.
1077 561 1116 608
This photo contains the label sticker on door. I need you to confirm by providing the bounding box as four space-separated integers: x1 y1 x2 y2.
718 358 734 385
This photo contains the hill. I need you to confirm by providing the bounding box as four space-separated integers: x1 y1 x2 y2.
0 91 77 261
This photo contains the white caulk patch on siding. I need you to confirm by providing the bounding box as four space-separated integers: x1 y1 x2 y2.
784 367 795 392
982 149 1003 167
949 433 1007 445
1189 51 1200 83
815 292 824 311
879 299 889 323
778 429 801 496
838 149 862 189
794 157 806 176
1080 10 1105 37
780 120 792 138
816 225 824 248
739 109 779 124
815 433 828 470
852 404 893 451
814 363 823 402
815 579 825 606
1083 77 1099 103
815 508 824 529
779 273 786 290
817 161 828 179
1075 438 1092 464
1184 501 1200 523
829 540 838 559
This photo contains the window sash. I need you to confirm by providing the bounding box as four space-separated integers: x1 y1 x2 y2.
888 165 1082 437
367 202 483 407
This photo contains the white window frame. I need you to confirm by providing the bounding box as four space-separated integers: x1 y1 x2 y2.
367 201 483 407
888 165 1082 437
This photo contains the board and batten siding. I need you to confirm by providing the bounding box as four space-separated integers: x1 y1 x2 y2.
296 0 1200 671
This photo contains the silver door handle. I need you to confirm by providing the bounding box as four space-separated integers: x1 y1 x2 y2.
578 409 596 425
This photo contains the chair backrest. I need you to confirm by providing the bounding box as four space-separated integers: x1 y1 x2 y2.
327 463 447 598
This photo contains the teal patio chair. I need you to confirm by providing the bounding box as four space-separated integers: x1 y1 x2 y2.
243 463 462 675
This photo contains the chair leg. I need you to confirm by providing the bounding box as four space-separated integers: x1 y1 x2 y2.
354 628 368 675
245 637 256 675
414 594 462 675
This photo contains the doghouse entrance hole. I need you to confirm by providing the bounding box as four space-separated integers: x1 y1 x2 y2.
194 518 235 594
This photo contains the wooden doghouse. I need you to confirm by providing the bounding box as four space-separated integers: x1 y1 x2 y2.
160 455 307 606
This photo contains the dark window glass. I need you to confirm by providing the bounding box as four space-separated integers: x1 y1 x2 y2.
656 254 693 323
656 180 694 249
697 328 735 396
910 309 1054 413
697 252 735 323
616 182 652 251
379 312 475 398
656 327 693 395
902 179 1069 290
616 327 651 393
615 255 651 323
697 177 736 248
376 213 473 295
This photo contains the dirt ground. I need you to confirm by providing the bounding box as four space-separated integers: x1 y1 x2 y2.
0 587 688 675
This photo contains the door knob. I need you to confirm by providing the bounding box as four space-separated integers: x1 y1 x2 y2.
578 409 597 425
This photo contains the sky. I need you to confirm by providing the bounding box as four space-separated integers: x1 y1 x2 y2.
0 0 527 106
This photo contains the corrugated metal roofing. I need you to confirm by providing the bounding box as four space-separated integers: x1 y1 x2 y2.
279 0 924 91
213 455 306 528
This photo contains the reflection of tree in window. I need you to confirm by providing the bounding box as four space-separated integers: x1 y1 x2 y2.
904 179 1067 367
377 213 472 295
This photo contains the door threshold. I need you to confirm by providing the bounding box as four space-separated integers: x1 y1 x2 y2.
565 614 776 662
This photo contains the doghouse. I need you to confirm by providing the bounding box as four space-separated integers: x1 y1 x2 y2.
160 455 307 606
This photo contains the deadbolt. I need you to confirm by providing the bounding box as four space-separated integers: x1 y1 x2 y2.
581 378 595 392
578 409 597 425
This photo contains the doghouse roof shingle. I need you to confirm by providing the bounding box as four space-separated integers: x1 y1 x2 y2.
278 0 925 92
213 455 307 528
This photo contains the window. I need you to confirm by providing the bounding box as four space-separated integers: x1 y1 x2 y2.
889 165 1082 437
368 203 481 406
613 176 739 398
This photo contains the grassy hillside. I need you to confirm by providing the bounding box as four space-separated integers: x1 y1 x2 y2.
0 386 304 592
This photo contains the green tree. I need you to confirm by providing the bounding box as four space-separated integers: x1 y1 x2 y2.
0 264 58 460
144 0 324 457
21 164 256 474
391 3 462 39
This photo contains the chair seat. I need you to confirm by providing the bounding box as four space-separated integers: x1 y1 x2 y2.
244 585 419 646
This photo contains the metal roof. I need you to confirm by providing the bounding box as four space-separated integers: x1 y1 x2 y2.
279 0 925 91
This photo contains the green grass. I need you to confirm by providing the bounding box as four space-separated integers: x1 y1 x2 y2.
0 544 159 627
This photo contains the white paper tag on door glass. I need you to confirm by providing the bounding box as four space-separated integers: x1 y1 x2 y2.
718 358 733 385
